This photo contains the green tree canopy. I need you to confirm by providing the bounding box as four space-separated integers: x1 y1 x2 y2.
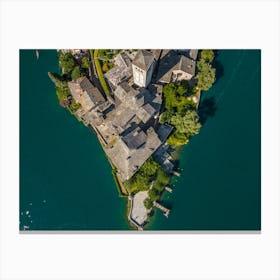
144 198 153 210
71 66 81 80
196 60 216 91
134 174 150 191
162 80 195 118
140 158 159 177
148 188 160 201
58 52 76 74
81 57 90 68
170 110 201 137
200 50 215 63
48 72 67 88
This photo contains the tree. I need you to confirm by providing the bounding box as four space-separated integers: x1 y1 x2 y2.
48 72 67 88
81 57 90 68
58 52 76 74
148 188 160 201
200 50 215 63
102 63 109 72
162 81 194 113
167 131 189 146
134 173 150 191
140 158 159 177
196 60 216 91
144 198 153 210
71 66 81 80
156 169 171 185
170 110 201 137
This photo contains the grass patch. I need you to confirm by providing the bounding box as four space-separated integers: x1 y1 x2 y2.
90 49 110 95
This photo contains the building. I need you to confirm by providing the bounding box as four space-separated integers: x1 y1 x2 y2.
104 52 133 88
93 79 165 181
68 49 198 182
105 125 162 181
132 50 156 87
68 76 106 113
156 50 196 84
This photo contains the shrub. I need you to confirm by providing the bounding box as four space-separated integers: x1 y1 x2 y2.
144 198 153 210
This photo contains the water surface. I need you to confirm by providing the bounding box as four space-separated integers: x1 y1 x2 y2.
20 49 261 231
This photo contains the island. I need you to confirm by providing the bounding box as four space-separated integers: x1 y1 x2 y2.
48 49 216 230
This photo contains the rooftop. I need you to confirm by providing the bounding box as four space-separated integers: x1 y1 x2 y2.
156 51 196 83
121 126 147 150
132 50 155 71
68 77 105 112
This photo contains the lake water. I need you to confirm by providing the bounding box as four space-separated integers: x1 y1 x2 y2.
20 49 261 231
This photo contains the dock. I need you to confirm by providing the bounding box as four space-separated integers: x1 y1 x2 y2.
172 170 181 177
153 201 170 218
165 186 173 193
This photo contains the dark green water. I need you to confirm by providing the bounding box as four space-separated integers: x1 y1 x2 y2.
20 49 261 231
20 50 129 230
147 50 261 230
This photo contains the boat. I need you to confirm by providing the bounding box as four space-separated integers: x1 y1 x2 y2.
35 50 39 59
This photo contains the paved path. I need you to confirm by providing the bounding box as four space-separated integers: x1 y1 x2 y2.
130 191 149 227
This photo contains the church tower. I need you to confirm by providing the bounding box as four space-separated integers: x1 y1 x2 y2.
132 50 156 87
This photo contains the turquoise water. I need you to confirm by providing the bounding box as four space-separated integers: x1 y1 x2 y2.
147 50 261 230
20 50 129 230
20 49 261 230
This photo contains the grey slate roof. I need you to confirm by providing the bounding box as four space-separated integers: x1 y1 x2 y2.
105 126 162 181
189 49 198 61
79 77 105 104
121 126 146 150
132 50 155 71
178 56 196 74
136 103 156 123
114 81 138 104
68 76 105 106
156 51 196 83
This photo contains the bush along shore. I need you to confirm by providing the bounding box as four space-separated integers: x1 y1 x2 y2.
48 50 91 114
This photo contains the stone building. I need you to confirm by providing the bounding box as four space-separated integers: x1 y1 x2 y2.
132 50 156 87
104 52 133 88
67 49 199 182
68 76 105 112
105 125 163 181
93 79 165 181
156 50 196 84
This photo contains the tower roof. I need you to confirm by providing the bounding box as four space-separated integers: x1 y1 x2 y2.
132 50 155 71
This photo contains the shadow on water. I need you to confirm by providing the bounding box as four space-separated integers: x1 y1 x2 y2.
198 96 217 125
212 50 224 84
212 59 224 84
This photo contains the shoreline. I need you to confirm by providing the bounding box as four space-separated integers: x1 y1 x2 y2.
49 49 214 230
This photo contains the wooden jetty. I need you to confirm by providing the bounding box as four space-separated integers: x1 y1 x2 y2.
173 170 181 177
165 186 173 193
153 201 170 218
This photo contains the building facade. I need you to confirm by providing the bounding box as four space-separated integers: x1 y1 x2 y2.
132 50 156 87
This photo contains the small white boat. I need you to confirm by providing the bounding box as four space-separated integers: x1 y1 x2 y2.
35 50 39 59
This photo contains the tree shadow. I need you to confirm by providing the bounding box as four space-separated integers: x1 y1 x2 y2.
213 60 224 84
198 96 217 125
212 51 224 84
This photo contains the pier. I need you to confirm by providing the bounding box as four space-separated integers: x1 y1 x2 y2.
165 186 173 193
172 170 181 177
153 201 170 218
